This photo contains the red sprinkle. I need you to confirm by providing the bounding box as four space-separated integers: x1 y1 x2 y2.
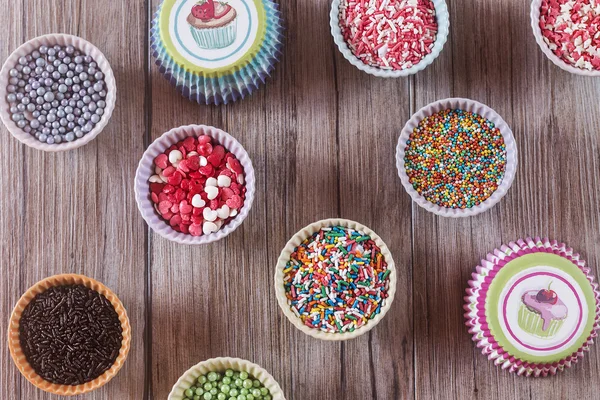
149 135 247 236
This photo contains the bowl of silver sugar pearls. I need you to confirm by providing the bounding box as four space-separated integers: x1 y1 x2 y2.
0 33 116 151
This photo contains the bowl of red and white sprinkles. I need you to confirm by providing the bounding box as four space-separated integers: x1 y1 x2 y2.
532 0 600 75
134 125 255 245
331 0 450 77
274 219 397 341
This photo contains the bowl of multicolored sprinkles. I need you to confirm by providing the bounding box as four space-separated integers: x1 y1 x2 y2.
396 98 518 217
531 0 600 76
275 219 396 340
330 0 450 77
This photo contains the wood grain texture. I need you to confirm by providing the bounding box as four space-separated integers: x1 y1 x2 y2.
1 0 600 399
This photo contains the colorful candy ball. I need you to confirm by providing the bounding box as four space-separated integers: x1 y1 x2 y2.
404 109 507 209
283 226 391 334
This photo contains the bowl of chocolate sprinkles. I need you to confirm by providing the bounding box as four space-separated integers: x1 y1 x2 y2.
7 274 131 396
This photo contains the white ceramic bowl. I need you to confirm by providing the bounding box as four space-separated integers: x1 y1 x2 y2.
274 218 397 341
134 125 255 245
396 98 518 217
530 0 600 76
330 0 450 77
0 33 117 151
168 357 285 400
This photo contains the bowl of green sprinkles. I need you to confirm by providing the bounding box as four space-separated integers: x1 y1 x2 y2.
274 218 397 341
396 98 518 217
168 357 285 400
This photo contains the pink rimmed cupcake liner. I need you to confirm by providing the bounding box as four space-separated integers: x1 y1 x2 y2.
0 34 117 151
330 0 450 77
396 98 517 217
168 357 285 400
134 125 255 245
464 238 600 377
530 0 600 77
274 218 397 341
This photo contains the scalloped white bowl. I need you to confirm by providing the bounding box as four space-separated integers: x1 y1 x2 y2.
274 218 397 341
134 125 255 245
396 98 518 217
0 33 116 151
330 0 450 77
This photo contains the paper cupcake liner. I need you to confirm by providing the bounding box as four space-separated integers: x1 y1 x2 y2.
396 98 517 217
274 218 397 341
0 33 117 151
150 0 284 105
330 0 449 77
530 0 600 77
168 357 285 400
518 304 565 339
8 274 131 395
464 238 600 377
190 21 238 49
134 124 255 245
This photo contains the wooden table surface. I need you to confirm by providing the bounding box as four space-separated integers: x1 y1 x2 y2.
1 0 600 399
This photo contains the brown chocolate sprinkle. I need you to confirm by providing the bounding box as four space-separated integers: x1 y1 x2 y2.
19 284 123 386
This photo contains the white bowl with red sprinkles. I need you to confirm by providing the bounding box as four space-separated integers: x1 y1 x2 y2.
532 0 600 75
134 125 255 245
331 0 450 77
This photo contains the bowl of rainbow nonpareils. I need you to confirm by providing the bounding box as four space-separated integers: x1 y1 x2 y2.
274 219 397 341
151 0 284 105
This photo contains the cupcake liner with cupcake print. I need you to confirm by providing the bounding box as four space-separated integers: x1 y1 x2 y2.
464 238 600 377
151 0 284 105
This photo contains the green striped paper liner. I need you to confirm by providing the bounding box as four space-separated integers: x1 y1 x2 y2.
517 304 565 339
189 20 237 50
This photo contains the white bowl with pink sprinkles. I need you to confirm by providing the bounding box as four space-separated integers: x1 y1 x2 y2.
531 0 600 76
331 0 450 77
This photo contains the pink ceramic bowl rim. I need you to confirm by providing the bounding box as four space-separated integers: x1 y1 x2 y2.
0 33 117 151
530 0 600 77
134 124 255 245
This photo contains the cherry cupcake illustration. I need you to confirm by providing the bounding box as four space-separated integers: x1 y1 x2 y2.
518 282 568 339
187 0 238 49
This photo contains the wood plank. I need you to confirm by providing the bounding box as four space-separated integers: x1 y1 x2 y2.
0 1 147 399
413 0 600 399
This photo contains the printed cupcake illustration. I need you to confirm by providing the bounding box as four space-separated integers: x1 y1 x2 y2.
187 0 238 49
518 282 568 339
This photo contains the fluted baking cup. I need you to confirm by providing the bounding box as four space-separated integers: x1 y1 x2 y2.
396 98 517 217
151 0 284 105
0 34 117 151
8 274 131 395
530 0 600 77
134 124 255 245
169 357 285 400
464 238 600 377
274 218 397 341
330 0 450 77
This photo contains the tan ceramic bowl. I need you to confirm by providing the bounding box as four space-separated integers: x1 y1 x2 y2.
169 357 286 400
274 218 397 341
0 33 117 151
7 274 131 396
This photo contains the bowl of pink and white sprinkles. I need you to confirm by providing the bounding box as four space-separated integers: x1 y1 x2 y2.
134 125 255 245
331 0 450 77
532 0 600 75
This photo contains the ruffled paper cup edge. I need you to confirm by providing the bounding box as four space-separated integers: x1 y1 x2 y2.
395 97 517 217
330 0 450 77
0 33 117 151
530 0 600 77
168 357 286 400
463 238 600 377
7 274 131 395
274 218 397 341
134 124 255 245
